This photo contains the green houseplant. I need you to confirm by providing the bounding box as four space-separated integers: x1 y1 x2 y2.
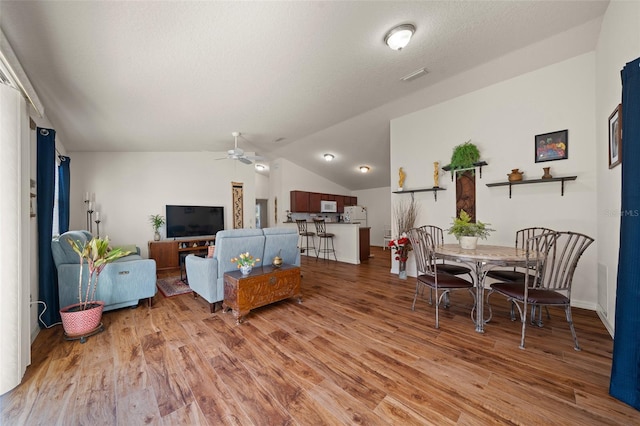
149 214 165 241
447 210 494 249
447 140 480 178
60 237 131 338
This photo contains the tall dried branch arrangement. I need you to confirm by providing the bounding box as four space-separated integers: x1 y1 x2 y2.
394 198 420 236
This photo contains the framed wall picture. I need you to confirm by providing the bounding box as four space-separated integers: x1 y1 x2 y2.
535 129 568 163
608 104 622 169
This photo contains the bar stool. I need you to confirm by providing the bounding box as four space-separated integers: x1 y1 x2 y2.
296 219 317 257
314 219 337 261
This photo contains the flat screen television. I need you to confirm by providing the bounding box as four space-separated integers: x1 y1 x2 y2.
166 205 224 239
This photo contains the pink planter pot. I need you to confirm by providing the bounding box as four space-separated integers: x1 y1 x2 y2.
60 301 104 337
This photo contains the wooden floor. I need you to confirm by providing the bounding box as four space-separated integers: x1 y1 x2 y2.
2 247 638 425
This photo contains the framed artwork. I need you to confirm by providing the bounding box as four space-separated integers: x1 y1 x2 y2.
231 182 244 229
535 130 568 163
608 104 622 169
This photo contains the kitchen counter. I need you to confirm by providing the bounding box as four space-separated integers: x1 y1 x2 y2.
282 222 369 264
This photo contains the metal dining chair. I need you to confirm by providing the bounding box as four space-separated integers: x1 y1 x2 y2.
419 225 473 281
407 227 474 329
488 231 594 350
486 227 555 322
487 227 554 282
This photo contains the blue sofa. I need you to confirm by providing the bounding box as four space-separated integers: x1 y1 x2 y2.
185 227 300 312
52 230 157 311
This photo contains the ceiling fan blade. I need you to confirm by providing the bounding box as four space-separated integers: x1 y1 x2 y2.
238 157 253 165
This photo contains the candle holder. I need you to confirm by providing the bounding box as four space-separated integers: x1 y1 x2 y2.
84 193 96 233
86 209 94 233
95 219 101 238
84 198 91 231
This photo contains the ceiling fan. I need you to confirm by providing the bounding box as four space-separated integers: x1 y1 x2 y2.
216 132 263 165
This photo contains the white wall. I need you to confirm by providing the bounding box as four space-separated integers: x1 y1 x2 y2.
594 0 640 334
352 186 391 247
68 152 256 258
255 172 269 199
391 52 598 308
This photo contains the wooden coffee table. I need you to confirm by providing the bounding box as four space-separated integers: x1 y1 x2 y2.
223 264 302 324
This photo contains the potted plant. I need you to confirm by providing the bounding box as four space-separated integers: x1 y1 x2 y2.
447 140 480 178
60 237 131 339
447 209 495 249
149 214 165 241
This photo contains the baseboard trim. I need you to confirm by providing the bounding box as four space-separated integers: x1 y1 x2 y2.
597 309 614 338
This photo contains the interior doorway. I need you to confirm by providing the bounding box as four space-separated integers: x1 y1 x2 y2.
256 199 268 228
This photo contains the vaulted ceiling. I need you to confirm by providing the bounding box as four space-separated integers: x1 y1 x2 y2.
0 1 608 190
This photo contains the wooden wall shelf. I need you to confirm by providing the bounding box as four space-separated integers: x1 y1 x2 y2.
392 187 446 202
486 176 577 198
442 161 488 181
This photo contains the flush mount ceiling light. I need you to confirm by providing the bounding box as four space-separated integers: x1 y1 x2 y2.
255 164 266 171
359 165 370 173
324 153 335 161
384 24 416 51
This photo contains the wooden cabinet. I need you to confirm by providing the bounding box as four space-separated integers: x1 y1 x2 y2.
148 241 179 272
149 238 213 275
359 227 370 262
309 192 323 212
290 191 310 212
289 191 357 213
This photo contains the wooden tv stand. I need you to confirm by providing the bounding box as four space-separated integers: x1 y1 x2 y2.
148 237 215 275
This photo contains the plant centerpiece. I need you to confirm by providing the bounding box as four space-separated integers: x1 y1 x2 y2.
149 214 165 241
447 140 480 178
60 237 131 339
231 252 260 276
447 209 495 249
392 198 420 279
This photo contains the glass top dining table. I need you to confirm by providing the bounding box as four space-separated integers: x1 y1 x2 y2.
434 244 529 333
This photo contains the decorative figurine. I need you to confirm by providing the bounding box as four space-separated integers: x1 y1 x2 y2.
433 162 440 187
398 167 406 190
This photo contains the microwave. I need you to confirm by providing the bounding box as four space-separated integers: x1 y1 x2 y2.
320 200 337 213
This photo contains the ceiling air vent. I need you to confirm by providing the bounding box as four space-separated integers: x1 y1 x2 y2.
401 67 428 82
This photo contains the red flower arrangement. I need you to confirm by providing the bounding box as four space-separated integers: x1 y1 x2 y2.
388 236 411 262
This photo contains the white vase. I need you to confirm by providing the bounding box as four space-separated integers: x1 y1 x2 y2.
459 236 478 250
240 265 252 276
154 231 160 241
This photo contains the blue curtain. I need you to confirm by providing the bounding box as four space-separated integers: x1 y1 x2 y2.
610 57 640 409
37 127 60 326
58 156 71 234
